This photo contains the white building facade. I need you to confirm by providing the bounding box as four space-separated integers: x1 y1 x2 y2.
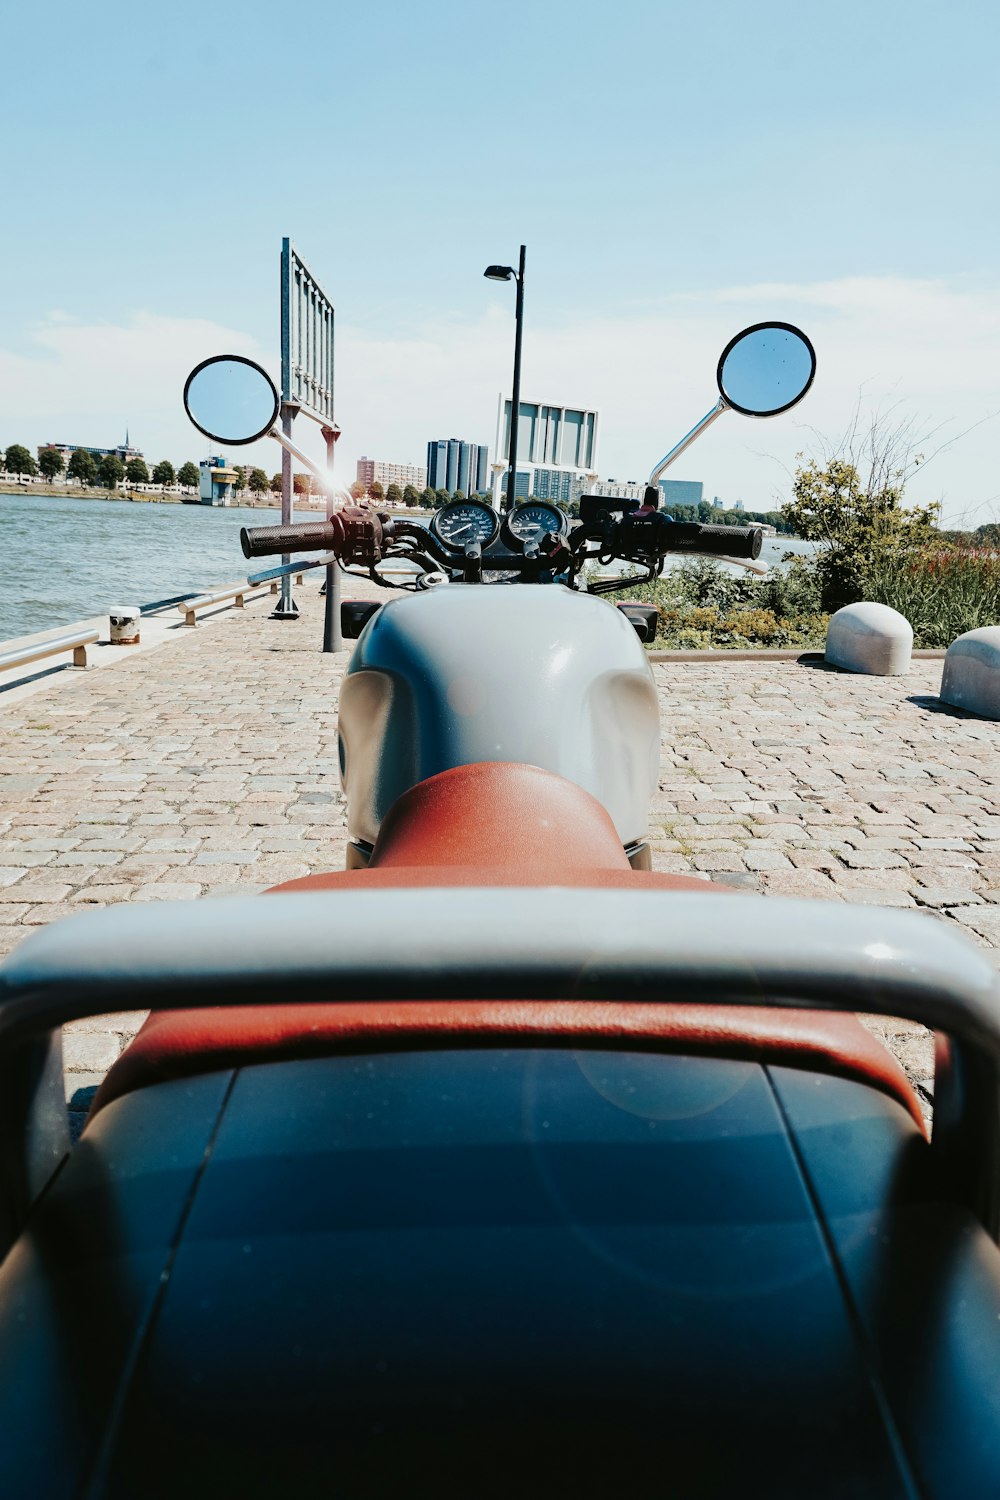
493 394 599 504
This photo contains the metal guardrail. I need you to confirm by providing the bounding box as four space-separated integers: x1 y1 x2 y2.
177 575 304 627
0 627 99 675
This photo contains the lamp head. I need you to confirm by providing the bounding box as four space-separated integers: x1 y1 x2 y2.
484 264 515 281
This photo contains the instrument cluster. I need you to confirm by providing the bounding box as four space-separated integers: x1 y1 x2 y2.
429 499 569 555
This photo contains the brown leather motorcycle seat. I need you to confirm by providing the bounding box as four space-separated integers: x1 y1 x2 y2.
90 762 925 1131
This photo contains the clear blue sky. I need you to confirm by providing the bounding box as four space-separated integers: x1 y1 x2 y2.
2 0 998 520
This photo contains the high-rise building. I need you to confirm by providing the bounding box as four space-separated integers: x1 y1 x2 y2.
531 468 585 504
426 439 489 496
658 480 704 511
493 394 599 503
356 457 427 491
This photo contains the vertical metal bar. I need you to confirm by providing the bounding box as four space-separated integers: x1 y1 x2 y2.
323 427 343 653
275 239 298 619
280 238 291 405
273 404 298 618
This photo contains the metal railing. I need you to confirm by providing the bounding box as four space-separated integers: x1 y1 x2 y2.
0 627 99 675
176 570 311 627
177 585 274 627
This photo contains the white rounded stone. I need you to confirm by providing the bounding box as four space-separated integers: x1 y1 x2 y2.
940 627 1000 719
825 602 913 676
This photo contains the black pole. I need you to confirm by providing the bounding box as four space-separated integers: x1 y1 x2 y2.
504 244 526 515
321 425 343 653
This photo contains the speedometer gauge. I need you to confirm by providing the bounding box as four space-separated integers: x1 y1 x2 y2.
430 500 500 552
502 501 569 551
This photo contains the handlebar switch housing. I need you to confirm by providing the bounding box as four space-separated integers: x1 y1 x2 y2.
579 494 642 524
340 509 385 568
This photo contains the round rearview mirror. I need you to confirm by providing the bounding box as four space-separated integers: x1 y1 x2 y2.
183 355 280 445
716 323 816 418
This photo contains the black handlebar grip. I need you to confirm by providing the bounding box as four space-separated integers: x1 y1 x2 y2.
691 524 763 560
240 520 338 559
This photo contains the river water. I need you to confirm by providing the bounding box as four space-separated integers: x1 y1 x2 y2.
0 492 274 642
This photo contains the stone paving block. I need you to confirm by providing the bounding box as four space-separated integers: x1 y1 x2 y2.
742 849 794 871
761 871 841 898
691 855 746 873
62 1030 121 1073
788 849 843 870
69 884 136 903
64 1010 146 1037
913 887 983 908
826 868 917 892
50 851 124 867
131 882 204 901
192 850 260 865
843 890 918 907
0 879 72 903
948 906 1000 942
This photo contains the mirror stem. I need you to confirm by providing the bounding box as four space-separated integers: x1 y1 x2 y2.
266 425 350 505
648 397 728 487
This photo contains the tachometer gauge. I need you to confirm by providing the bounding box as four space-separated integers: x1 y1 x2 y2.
502 501 569 551
430 500 500 552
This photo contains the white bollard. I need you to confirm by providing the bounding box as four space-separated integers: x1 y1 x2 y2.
940 627 1000 719
108 606 141 646
825 602 912 676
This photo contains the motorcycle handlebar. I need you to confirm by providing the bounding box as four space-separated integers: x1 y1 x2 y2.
240 520 339 560
687 523 763 561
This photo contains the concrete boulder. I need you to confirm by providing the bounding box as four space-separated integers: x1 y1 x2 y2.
940 627 1000 719
825 602 913 676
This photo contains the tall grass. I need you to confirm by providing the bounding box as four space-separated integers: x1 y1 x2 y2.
866 547 1000 647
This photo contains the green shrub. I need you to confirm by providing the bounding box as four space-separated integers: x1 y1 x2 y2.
605 560 829 649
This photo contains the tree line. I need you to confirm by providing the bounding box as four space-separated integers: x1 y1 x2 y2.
2 443 202 492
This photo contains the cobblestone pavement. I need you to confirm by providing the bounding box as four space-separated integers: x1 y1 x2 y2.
0 577 997 1125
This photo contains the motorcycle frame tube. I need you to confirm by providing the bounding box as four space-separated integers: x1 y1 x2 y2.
2 889 999 1245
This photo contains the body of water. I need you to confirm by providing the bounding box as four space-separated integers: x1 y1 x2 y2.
0 492 276 641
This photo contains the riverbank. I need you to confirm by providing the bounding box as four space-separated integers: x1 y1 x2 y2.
2 481 187 503
0 481 329 509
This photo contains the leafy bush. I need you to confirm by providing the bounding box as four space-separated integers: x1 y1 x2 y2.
781 456 939 612
605 562 829 649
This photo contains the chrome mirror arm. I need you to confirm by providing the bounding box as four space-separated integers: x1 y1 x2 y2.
648 397 728 487
265 425 352 507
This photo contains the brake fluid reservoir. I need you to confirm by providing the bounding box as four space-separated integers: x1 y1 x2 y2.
338 585 660 849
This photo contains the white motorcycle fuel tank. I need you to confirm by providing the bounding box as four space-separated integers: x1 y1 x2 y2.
338 584 660 860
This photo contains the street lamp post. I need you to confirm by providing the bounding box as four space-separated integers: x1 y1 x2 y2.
484 244 526 514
